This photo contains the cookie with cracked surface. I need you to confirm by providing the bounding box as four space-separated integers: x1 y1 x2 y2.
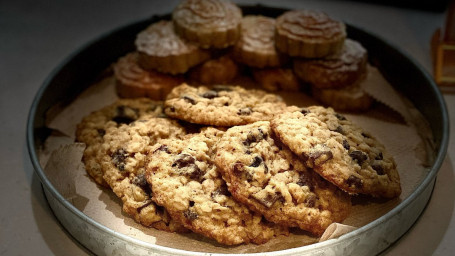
164 83 287 126
293 39 368 89
100 115 187 231
113 52 184 100
172 0 242 49
271 106 401 198
275 10 346 58
146 127 288 245
135 20 210 74
232 15 288 68
75 98 163 187
214 121 351 236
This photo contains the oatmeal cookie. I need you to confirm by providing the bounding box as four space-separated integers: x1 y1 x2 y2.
164 83 287 126
146 127 288 245
100 115 187 231
215 121 351 236
275 10 346 58
271 106 401 198
76 98 163 186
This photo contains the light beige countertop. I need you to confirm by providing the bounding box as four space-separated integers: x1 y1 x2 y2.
1 0 453 255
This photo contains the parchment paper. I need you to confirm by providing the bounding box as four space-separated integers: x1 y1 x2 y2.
39 66 432 253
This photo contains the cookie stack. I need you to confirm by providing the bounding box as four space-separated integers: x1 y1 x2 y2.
76 0 401 246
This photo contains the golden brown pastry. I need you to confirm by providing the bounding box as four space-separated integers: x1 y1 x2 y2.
294 39 368 89
275 10 346 58
232 15 287 68
187 55 239 85
172 0 242 48
135 20 210 74
114 52 184 100
252 68 300 92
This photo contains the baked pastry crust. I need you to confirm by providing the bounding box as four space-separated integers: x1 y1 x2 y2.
135 20 210 74
114 52 184 100
233 15 287 68
294 39 368 89
172 0 242 48
275 10 346 58
252 68 300 92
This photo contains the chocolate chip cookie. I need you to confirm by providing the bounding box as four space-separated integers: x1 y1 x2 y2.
164 83 287 126
76 98 163 186
146 127 288 245
214 121 351 236
100 115 187 231
271 106 401 198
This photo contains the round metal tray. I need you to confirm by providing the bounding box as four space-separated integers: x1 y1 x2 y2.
26 5 449 256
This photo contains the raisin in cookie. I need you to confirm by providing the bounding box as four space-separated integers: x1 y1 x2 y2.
164 83 287 126
76 98 163 186
100 115 187 231
146 127 288 245
271 106 401 198
214 121 351 236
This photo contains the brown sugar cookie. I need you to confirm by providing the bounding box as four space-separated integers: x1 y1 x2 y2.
113 52 184 100
232 15 287 68
76 98 163 187
146 127 288 245
100 115 188 231
172 0 242 49
294 39 368 89
252 68 301 92
270 106 401 198
187 55 239 85
164 83 287 126
311 74 374 112
135 20 210 74
275 10 346 58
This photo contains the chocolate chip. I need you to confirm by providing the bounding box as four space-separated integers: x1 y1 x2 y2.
243 129 266 147
249 156 263 167
168 106 176 112
305 144 333 167
182 96 196 105
238 107 252 116
132 173 147 188
211 184 230 199
153 144 170 154
375 152 383 160
97 129 105 137
254 193 283 208
297 174 315 191
332 126 344 134
212 85 232 92
172 154 203 181
189 200 195 207
183 209 198 220
349 150 368 165
335 113 346 121
111 148 129 171
361 132 371 138
201 90 218 99
372 163 385 175
346 175 363 188
113 106 139 125
301 108 310 115
304 194 317 207
342 140 350 150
